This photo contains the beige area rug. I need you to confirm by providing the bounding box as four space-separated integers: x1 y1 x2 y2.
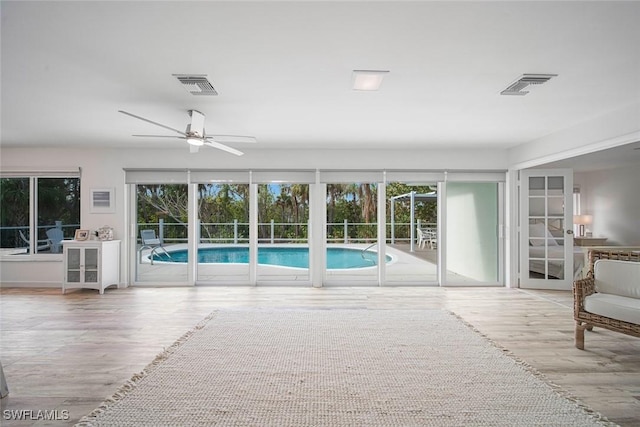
78 309 614 426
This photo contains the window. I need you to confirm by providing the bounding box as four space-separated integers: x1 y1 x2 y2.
0 176 80 255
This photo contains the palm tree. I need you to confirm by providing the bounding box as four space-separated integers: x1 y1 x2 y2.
326 183 347 240
290 184 309 237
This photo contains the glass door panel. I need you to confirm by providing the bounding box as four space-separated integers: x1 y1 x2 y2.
444 182 500 285
135 184 189 283
257 184 310 283
385 182 438 284
197 184 250 283
66 248 81 283
520 169 573 289
325 183 378 285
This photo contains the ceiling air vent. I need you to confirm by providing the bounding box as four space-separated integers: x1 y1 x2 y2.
500 74 557 96
173 74 218 96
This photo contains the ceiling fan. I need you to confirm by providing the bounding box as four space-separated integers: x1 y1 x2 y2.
118 109 256 156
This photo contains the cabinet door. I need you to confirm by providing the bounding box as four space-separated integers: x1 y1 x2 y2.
66 248 82 283
83 247 99 283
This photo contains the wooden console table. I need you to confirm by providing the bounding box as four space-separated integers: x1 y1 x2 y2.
574 237 608 246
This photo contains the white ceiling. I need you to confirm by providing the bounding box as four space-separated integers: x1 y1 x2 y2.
2 1 640 159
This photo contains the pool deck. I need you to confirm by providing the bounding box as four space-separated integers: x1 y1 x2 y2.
132 243 481 285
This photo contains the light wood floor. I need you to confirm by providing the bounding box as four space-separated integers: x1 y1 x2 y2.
1 286 639 426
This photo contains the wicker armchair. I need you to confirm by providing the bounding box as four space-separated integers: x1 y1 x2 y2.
573 249 640 349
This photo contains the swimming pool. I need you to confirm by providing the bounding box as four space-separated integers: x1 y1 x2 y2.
150 247 391 269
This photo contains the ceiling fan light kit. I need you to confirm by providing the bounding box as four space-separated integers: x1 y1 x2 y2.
186 137 204 146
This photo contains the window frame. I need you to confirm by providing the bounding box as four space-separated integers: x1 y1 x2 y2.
0 171 81 259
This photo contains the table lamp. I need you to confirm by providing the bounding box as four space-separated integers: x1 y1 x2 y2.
573 214 593 237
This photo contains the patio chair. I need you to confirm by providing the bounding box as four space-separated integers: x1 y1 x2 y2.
425 228 437 249
139 229 171 265
417 227 437 250
46 228 64 253
19 230 51 253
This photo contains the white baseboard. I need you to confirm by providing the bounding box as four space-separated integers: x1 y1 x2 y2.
1 282 128 289
0 282 61 288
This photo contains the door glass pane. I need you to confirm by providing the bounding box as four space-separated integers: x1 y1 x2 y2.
548 198 564 217
445 182 499 284
135 184 189 283
326 183 378 284
67 248 81 283
528 198 545 216
528 177 545 195
548 176 564 194
257 184 310 283
67 248 81 269
197 184 250 283
386 182 438 284
85 248 98 269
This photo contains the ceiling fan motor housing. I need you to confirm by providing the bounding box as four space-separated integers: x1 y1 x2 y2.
188 110 206 138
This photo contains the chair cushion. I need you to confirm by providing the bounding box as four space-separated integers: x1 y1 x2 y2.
584 293 640 324
594 260 640 299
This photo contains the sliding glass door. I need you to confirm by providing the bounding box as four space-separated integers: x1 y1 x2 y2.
443 181 502 286
325 182 379 285
126 169 505 287
385 182 438 285
256 183 310 283
196 183 250 284
134 183 189 283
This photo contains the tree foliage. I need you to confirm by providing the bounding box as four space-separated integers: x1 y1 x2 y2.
1 177 80 248
134 182 437 243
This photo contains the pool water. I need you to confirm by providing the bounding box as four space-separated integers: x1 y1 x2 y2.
151 247 391 269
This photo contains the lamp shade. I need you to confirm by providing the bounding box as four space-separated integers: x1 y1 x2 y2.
573 215 593 225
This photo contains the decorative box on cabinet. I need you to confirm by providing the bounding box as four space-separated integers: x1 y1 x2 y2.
62 240 120 294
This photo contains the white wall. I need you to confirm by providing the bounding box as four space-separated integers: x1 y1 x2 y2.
575 163 640 246
0 145 508 287
508 103 640 169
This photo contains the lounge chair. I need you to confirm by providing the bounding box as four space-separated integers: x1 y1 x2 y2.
139 229 171 265
46 228 64 253
19 230 51 253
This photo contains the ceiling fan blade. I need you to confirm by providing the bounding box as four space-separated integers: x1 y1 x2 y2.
119 110 187 136
132 135 186 139
204 139 244 156
207 135 257 144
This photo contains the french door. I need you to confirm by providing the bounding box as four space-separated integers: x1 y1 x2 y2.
519 169 574 289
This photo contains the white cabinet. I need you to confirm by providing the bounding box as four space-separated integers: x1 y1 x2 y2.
62 240 120 294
